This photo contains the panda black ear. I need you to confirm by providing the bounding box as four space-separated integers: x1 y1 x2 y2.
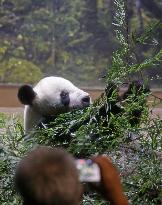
18 85 36 105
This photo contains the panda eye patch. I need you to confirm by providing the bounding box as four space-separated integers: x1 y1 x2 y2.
60 91 68 98
60 91 70 106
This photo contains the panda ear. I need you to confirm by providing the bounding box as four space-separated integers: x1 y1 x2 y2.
18 85 36 105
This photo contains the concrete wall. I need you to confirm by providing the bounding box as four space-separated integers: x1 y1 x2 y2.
0 84 161 107
0 84 104 107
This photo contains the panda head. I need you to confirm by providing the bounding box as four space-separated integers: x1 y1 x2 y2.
18 77 91 117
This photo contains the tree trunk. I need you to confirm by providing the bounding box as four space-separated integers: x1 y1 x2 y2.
140 0 162 21
136 0 144 33
83 0 98 34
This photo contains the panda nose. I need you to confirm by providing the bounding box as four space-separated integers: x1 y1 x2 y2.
82 96 90 106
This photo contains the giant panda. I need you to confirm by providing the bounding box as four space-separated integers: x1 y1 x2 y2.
18 76 91 133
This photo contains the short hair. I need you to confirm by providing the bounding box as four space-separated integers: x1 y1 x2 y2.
15 146 82 205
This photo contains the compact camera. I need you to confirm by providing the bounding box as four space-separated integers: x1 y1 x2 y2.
76 159 101 182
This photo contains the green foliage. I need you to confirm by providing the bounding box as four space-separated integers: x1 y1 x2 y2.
0 0 108 84
0 87 161 205
0 114 22 204
0 58 43 83
0 0 161 85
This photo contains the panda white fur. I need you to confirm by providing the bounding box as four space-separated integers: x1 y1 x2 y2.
18 76 91 133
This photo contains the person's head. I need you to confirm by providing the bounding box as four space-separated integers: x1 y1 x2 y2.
15 146 83 205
